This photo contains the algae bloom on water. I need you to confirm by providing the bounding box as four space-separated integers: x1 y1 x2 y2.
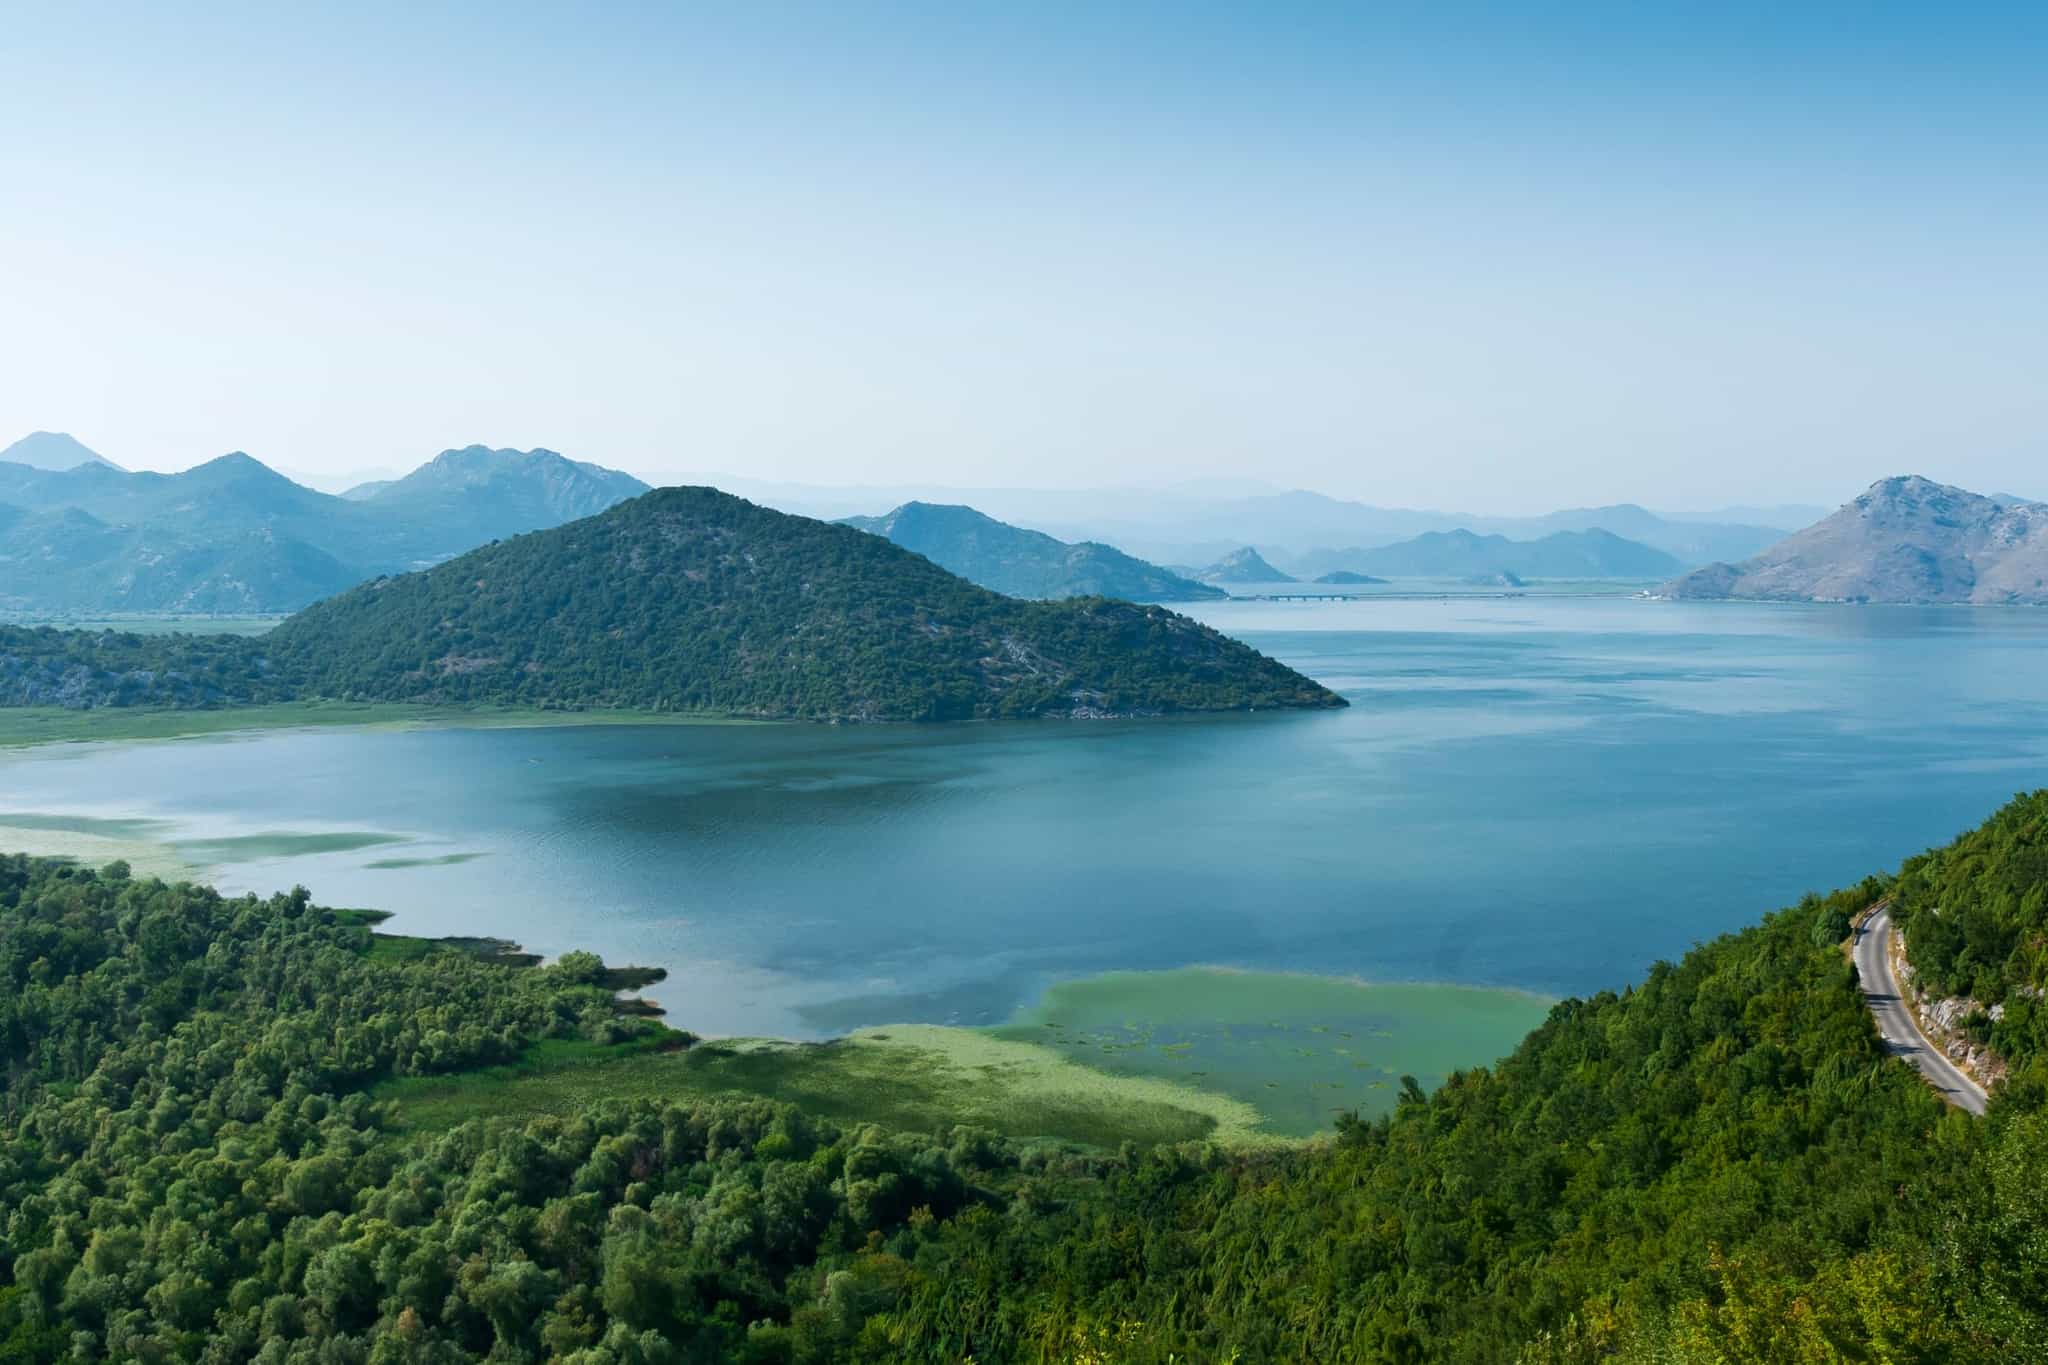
987 966 1554 1137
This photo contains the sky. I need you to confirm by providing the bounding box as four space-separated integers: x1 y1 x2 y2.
2 2 2043 513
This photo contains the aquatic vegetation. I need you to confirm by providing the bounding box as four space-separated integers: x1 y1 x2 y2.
989 966 1551 1134
364 850 489 869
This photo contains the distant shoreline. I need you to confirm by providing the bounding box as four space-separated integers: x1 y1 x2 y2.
0 701 771 749
0 696 1348 751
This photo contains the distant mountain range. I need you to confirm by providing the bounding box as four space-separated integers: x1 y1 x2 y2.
1039 495 1785 571
1299 528 1682 580
1665 476 2048 604
349 446 649 554
1693 504 1833 532
0 431 124 473
0 488 1342 720
1484 506 1778 570
839 502 1221 602
684 475 1789 570
0 441 648 613
1197 548 1295 584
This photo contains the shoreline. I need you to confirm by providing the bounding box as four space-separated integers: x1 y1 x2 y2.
0 701 772 750
0 697 1345 752
0 830 1550 1142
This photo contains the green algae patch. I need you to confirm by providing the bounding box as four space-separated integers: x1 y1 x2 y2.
0 809 417 879
990 967 1555 1137
0 819 197 881
171 830 408 861
835 1024 1273 1147
376 1025 1271 1151
364 851 489 870
0 811 173 840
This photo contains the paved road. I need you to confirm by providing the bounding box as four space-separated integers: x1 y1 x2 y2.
1854 904 1989 1116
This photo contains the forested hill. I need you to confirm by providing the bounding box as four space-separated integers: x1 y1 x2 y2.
247 486 1343 719
1891 789 2048 1076
3 803 2047 1359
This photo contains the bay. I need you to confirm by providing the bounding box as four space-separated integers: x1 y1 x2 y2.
4 596 2047 1116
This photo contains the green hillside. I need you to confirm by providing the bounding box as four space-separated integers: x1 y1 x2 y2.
1891 790 2048 1075
259 486 1341 719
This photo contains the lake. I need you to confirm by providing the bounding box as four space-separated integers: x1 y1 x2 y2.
5 596 2047 1128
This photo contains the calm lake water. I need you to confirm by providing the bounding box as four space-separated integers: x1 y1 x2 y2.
6 597 2048 1049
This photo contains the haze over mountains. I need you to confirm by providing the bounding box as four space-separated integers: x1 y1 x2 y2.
12 431 2041 616
692 475 1791 571
1666 476 2048 605
839 502 1221 602
0 441 648 613
346 446 649 554
1300 528 1683 581
0 431 123 473
1197 547 1295 585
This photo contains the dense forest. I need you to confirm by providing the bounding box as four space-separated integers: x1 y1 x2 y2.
5 797 2048 1360
0 488 1341 721
1889 789 2048 1077
0 625 271 709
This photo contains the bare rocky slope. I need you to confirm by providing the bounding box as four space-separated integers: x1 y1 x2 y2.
1663 475 2048 604
1197 547 1295 584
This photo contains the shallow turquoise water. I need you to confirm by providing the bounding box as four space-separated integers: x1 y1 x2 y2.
4 597 2046 1056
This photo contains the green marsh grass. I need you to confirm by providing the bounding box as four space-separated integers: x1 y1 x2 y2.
375 1025 1272 1150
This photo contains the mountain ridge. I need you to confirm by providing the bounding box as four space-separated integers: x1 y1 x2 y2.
650 476 1789 569
1198 547 1295 584
0 431 122 472
1663 475 2048 604
840 501 1222 602
1301 527 1682 580
0 443 648 612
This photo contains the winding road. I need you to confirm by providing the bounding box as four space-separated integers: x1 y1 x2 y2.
1854 904 1989 1116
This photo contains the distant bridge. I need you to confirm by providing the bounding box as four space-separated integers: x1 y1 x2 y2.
1233 591 1375 601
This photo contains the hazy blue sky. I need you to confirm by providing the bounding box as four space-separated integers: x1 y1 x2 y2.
3 2 2043 511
